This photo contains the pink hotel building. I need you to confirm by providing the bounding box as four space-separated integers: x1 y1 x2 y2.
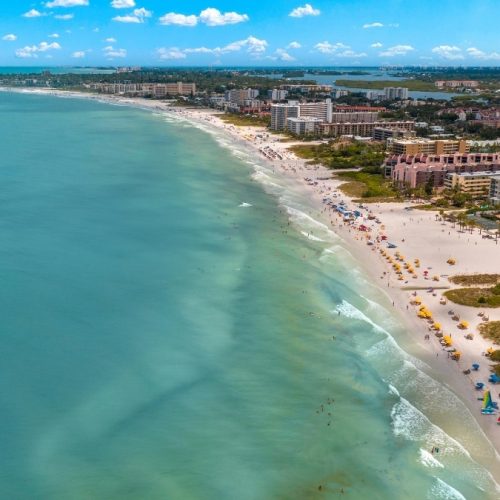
384 153 500 189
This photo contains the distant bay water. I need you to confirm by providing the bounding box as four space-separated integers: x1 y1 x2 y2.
0 91 497 499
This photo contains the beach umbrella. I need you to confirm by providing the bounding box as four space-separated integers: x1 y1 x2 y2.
433 322 442 331
443 335 452 346
458 320 469 329
414 297 422 304
433 275 440 282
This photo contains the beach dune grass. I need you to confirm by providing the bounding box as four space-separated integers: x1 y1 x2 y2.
444 285 500 308
449 274 500 286
479 322 500 344
219 113 270 127
337 171 399 199
489 349 500 375
290 140 385 169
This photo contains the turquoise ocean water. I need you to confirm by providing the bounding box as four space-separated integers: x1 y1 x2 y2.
0 91 498 499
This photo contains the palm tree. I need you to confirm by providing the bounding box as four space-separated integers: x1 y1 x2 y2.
456 213 468 232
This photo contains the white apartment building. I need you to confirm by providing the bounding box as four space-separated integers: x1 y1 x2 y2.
330 111 379 123
271 103 300 130
268 89 288 101
298 99 333 123
287 117 322 135
384 87 409 100
366 90 383 100
225 88 259 104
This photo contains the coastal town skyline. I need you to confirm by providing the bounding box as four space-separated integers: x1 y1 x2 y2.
1 0 499 66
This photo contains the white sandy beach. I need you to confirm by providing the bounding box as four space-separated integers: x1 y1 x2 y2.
5 87 500 469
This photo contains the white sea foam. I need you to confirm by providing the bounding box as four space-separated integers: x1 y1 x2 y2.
239 203 252 208
335 300 387 334
250 171 284 190
420 448 445 469
300 231 325 242
389 384 400 397
428 478 466 500
391 398 471 457
284 205 330 232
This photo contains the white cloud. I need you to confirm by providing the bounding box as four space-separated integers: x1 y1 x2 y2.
158 13 198 26
363 22 384 28
72 50 86 58
431 45 463 60
2 34 17 41
275 48 295 61
105 37 117 43
289 4 320 18
466 47 500 61
113 7 152 23
184 47 213 54
371 42 383 48
111 0 135 8
55 14 74 20
379 44 415 57
336 50 367 58
103 45 127 58
314 41 349 54
45 0 89 7
159 8 248 27
164 36 269 60
22 9 44 18
287 41 301 49
199 8 248 26
224 36 268 55
157 47 186 60
48 33 60 38
15 41 61 58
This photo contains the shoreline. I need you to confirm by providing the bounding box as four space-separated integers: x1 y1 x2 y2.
5 87 500 483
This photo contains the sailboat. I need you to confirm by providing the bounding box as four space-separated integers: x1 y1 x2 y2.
481 390 496 415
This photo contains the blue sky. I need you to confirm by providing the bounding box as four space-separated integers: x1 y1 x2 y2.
0 0 499 66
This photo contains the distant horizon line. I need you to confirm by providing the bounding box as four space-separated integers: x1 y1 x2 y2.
1 65 500 69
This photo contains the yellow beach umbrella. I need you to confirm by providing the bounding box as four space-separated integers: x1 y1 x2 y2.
433 322 442 331
443 335 452 346
458 320 469 329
